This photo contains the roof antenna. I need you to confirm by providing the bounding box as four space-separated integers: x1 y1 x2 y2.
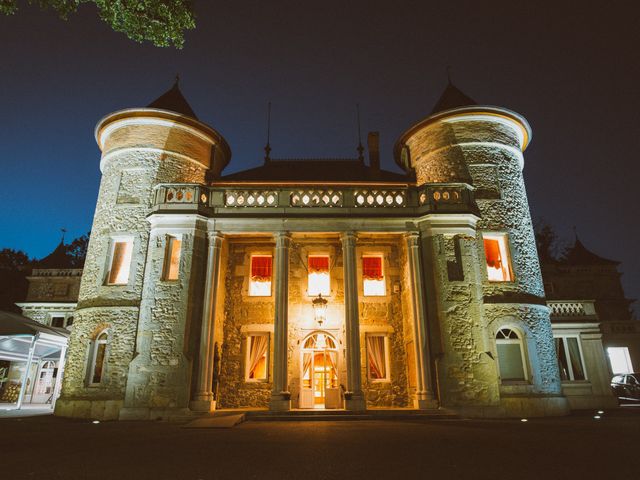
264 101 272 162
446 65 452 84
356 103 364 161
60 228 67 244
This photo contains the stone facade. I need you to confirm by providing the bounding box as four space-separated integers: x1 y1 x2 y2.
55 83 580 420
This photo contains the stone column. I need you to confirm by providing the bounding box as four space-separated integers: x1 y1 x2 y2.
405 232 438 409
269 232 292 411
191 232 224 412
341 231 366 411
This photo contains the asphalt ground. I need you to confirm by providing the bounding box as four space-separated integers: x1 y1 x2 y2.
1 409 638 480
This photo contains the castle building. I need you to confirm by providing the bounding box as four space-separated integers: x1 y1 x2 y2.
53 81 618 420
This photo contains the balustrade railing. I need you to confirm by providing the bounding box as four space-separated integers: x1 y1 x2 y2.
547 300 598 319
153 183 476 215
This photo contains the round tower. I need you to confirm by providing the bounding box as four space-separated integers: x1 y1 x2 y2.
394 84 567 417
56 82 230 420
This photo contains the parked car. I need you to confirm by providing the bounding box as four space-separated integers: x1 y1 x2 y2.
611 373 640 403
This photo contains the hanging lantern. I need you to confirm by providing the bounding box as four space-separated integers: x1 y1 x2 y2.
312 293 328 326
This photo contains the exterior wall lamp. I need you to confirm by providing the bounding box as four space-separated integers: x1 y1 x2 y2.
312 293 328 326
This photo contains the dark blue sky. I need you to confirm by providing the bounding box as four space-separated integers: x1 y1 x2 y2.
1 2 639 309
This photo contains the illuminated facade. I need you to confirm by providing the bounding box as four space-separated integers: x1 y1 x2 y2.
55 81 598 420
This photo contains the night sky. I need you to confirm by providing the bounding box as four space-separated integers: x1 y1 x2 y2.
1 2 639 310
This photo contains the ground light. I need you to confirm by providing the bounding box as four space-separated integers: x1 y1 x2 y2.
520 418 528 422
597 410 604 414
92 420 100 424
593 416 601 420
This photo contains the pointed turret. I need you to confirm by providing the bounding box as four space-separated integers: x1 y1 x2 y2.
430 80 477 115
563 235 619 265
147 77 198 120
37 241 72 269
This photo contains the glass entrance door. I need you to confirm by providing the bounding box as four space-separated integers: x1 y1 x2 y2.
300 332 339 409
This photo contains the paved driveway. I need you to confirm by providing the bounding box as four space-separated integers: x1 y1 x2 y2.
2 410 638 480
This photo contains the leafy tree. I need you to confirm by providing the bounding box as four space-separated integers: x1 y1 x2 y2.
64 232 90 268
0 0 195 48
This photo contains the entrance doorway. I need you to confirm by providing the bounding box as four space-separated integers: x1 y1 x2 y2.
300 332 340 409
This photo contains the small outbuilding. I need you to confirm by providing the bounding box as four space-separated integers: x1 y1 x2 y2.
0 311 69 411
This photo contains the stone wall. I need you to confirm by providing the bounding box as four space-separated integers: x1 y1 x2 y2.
217 235 411 409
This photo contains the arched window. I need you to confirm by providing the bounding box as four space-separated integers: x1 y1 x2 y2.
88 330 109 385
495 328 527 381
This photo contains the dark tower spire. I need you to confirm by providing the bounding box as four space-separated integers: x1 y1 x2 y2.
264 101 272 162
356 103 364 161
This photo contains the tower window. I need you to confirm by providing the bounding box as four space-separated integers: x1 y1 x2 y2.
308 255 330 296
496 328 527 381
363 255 385 296
246 334 269 381
483 233 513 282
107 238 133 285
88 330 109 385
163 236 182 281
249 255 272 296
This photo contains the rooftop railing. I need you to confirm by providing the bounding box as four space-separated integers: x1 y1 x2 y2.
547 300 598 320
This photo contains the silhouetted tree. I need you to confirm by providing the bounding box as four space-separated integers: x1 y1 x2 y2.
0 0 195 48
65 232 90 268
0 248 33 313
534 219 567 262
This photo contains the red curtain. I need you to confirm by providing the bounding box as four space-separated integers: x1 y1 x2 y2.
251 256 272 281
484 239 502 269
362 257 383 280
308 256 329 273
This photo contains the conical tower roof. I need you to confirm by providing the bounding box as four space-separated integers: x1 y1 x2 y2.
430 80 477 115
36 241 73 269
147 78 198 120
563 235 619 265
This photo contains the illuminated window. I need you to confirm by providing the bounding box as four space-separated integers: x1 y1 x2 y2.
366 334 389 381
496 328 527 381
483 233 513 282
308 255 330 296
107 238 133 285
246 334 269 381
363 255 385 296
608 347 634 374
89 330 108 385
163 236 182 281
555 336 586 381
249 255 272 296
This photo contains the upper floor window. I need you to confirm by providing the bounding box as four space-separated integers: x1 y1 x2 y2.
554 336 586 381
308 255 330 296
249 255 272 296
51 316 65 328
162 235 182 281
496 328 527 381
107 238 133 285
363 255 385 296
246 334 269 381
483 233 513 282
89 330 109 385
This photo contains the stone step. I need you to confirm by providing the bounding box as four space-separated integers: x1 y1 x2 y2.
244 409 458 422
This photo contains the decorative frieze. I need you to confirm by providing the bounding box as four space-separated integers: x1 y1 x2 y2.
225 190 278 207
354 190 406 207
290 190 343 207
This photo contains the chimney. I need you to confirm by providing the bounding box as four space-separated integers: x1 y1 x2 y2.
367 132 380 172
